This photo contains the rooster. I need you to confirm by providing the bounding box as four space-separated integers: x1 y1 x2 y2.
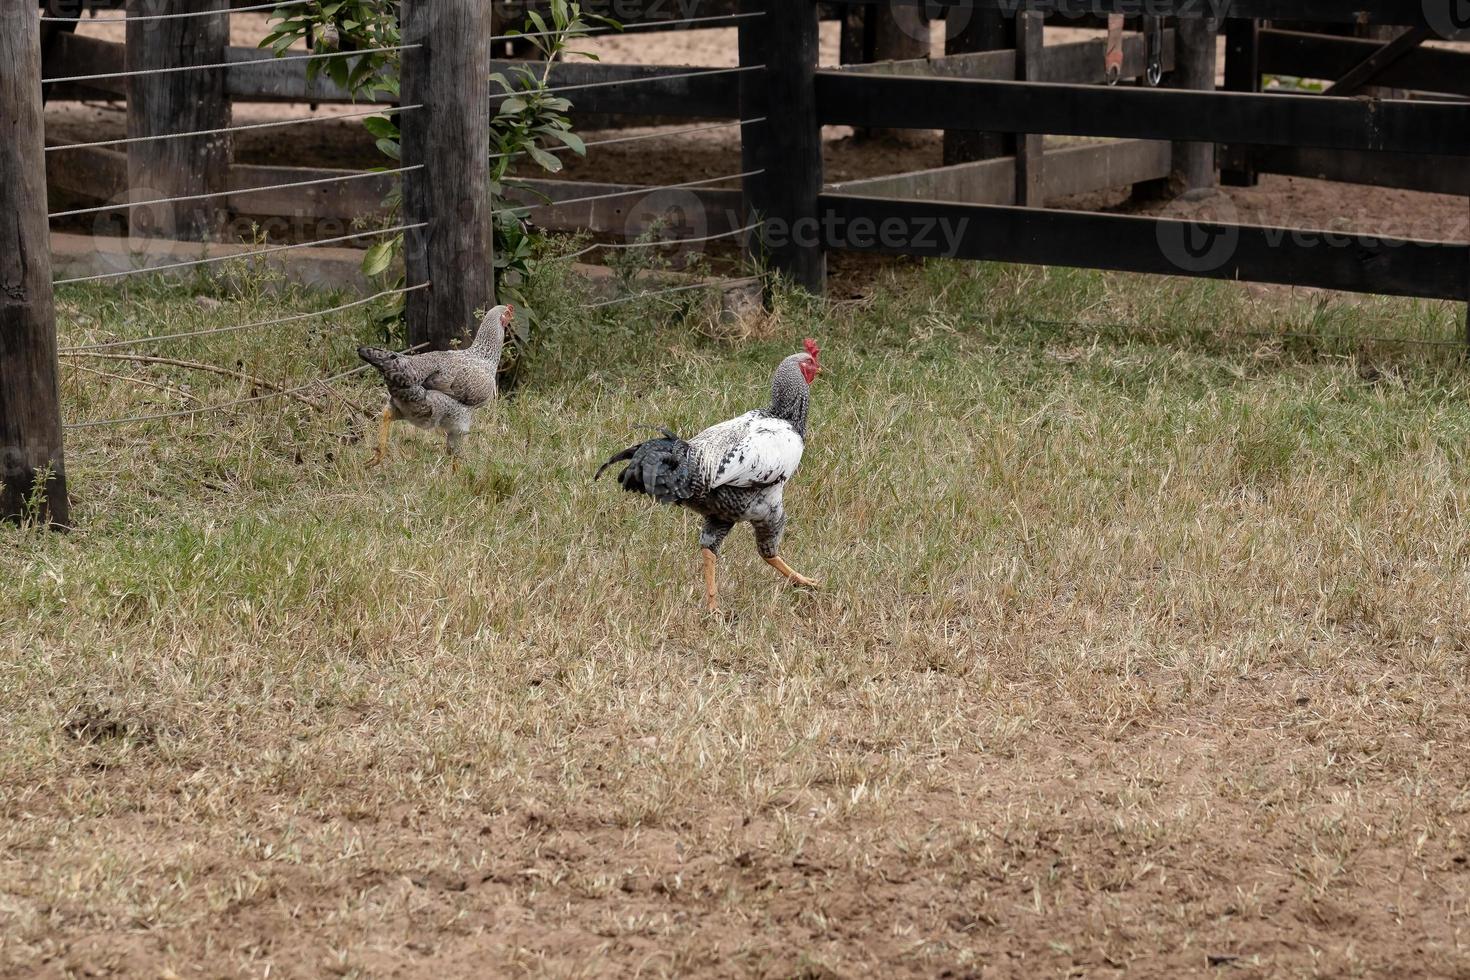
596 340 822 611
358 304 512 471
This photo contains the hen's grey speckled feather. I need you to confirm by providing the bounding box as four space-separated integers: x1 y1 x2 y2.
359 305 508 447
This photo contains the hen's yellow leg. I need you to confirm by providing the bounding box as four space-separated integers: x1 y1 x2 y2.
367 407 392 467
765 556 820 589
702 548 719 611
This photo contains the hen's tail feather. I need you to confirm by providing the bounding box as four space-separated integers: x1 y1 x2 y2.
594 432 695 503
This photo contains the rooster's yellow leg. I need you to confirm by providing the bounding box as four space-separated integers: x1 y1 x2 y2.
765 556 820 589
367 407 392 467
702 548 719 611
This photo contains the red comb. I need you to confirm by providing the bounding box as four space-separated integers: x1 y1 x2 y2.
803 338 820 360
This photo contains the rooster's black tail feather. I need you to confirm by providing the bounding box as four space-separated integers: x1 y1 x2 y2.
595 430 695 504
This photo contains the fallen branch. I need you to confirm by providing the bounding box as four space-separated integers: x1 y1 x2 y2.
66 362 206 405
58 351 327 411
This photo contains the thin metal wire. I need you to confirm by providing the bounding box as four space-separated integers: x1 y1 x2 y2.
60 284 430 354
497 169 762 217
489 117 765 163
1024 317 1470 351
49 165 422 220
44 43 419 86
558 222 761 262
64 340 433 430
46 104 424 154
41 0 307 21
54 222 425 286
491 64 763 102
492 9 766 43
589 276 760 310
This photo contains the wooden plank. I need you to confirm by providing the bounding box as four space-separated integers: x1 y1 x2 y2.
226 165 395 221
41 32 125 101
818 193 1470 302
1259 29 1470 98
814 73 1470 157
826 139 1171 204
45 142 129 203
401 0 493 350
500 181 743 239
843 30 1176 83
1250 146 1470 196
839 0 1454 29
1170 14 1218 193
127 0 231 241
41 33 742 115
1220 18 1260 186
1322 25 1434 96
1 6 69 526
1013 12 1044 208
488 60 740 118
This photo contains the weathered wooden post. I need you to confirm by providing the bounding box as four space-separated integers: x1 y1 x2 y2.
943 12 1014 166
738 0 824 294
126 0 231 241
1171 13 1219 194
860 1 928 142
1 5 70 527
1013 11 1044 208
400 0 493 349
1221 17 1260 187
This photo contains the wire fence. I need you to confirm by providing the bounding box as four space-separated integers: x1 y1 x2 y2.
44 4 771 432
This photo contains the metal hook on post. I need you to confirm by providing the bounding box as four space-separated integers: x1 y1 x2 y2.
1145 16 1164 86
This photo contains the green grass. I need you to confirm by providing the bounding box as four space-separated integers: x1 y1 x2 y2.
4 257 1470 977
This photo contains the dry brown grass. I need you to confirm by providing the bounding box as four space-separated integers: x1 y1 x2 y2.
3 259 1470 978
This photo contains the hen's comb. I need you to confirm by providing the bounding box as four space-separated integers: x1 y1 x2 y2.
803 338 821 360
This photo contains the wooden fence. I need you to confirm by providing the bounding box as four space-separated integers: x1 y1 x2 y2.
9 0 1470 525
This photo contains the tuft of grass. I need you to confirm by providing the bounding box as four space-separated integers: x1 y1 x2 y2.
4 258 1470 977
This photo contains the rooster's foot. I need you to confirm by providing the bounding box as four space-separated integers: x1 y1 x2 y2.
765 556 820 589
702 548 719 611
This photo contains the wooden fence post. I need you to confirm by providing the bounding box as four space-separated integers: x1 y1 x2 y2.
1 5 69 527
943 11 1014 166
1014 11 1045 208
1171 14 1219 194
861 1 928 142
401 0 493 350
738 0 824 295
1221 17 1260 186
126 0 231 242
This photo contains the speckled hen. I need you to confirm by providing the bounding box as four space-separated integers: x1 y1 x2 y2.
596 340 822 610
358 304 512 471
